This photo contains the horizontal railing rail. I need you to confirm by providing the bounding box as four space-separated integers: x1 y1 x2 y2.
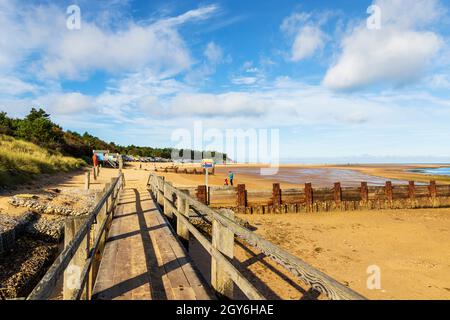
147 174 366 300
27 172 125 300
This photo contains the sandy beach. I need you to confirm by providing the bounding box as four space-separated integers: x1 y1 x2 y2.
1 162 450 300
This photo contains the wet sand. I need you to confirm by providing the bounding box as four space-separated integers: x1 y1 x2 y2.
239 209 450 300
151 162 450 190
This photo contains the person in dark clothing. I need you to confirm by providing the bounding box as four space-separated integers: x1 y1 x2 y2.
228 171 234 186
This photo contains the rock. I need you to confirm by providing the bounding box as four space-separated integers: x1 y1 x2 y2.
0 237 58 299
26 216 64 243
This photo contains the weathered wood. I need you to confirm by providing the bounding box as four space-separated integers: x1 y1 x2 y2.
196 185 207 205
272 183 282 206
176 192 189 250
62 217 89 300
408 181 415 199
305 183 313 208
211 210 234 299
237 184 247 212
429 180 437 198
166 200 264 300
334 182 342 204
385 181 393 202
84 172 90 191
156 176 366 300
27 174 124 300
164 181 174 219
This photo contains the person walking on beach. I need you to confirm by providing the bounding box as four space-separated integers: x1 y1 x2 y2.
224 177 229 186
228 171 234 186
92 153 98 167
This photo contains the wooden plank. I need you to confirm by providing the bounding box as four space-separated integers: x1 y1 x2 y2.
165 200 264 300
93 186 212 300
211 210 234 299
158 178 366 300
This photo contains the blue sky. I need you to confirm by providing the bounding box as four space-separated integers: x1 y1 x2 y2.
1 0 450 162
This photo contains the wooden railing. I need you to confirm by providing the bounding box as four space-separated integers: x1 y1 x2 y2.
27 172 125 300
147 174 366 300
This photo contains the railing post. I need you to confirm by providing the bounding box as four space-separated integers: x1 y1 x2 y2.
408 181 415 200
176 191 190 250
164 181 173 219
272 183 281 206
385 181 393 203
334 182 342 204
110 178 117 213
84 172 90 191
92 192 105 294
157 177 165 207
211 210 234 299
360 182 368 202
63 217 89 300
237 184 247 213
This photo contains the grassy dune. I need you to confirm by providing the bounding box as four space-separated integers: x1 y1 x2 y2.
0 135 85 186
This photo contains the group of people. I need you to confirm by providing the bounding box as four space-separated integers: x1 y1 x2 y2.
224 171 234 186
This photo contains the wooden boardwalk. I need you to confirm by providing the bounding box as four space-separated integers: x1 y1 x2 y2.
92 186 213 300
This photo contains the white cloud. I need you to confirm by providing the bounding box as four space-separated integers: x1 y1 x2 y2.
427 74 450 89
0 76 37 95
281 11 332 61
230 77 259 85
184 42 230 84
0 1 218 80
291 26 326 61
204 42 223 64
38 92 94 115
323 0 445 90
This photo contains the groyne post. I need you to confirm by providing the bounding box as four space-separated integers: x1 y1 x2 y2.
385 181 393 203
272 183 282 206
305 183 313 210
237 184 247 213
360 182 368 202
196 185 208 205
334 182 342 204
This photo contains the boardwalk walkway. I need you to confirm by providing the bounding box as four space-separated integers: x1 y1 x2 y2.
92 186 213 300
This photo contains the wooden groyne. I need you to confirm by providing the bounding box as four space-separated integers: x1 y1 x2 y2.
154 166 215 175
183 180 450 213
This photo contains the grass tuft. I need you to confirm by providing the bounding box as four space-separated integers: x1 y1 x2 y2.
0 135 85 186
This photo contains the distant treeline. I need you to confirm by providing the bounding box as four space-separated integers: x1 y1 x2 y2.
0 108 228 163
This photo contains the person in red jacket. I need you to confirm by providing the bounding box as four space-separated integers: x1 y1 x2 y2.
92 153 98 167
